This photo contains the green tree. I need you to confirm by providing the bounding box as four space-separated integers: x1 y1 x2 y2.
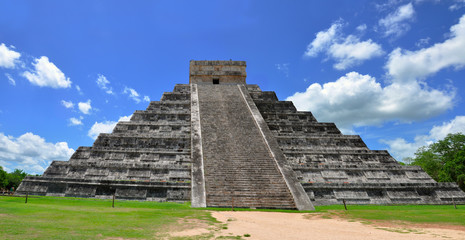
409 133 465 191
0 166 8 189
6 169 27 190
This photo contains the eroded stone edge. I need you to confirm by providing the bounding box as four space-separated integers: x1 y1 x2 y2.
190 83 207 207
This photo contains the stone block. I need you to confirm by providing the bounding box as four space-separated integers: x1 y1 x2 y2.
334 190 370 200
321 171 348 179
116 188 147 200
387 190 421 200
65 185 96 198
364 171 390 180
406 171 432 180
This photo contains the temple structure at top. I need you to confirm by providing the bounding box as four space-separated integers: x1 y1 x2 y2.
17 60 465 210
189 60 246 84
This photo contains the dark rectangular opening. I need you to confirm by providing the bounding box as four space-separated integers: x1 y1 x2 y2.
213 78 219 84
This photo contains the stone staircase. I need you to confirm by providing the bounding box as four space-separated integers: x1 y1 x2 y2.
196 84 296 209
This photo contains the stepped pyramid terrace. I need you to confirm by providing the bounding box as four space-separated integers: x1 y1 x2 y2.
17 60 465 210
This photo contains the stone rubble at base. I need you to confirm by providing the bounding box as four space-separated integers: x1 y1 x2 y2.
16 60 465 209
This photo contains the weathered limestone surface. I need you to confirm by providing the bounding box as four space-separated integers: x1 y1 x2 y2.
189 60 246 84
17 84 192 201
247 86 465 205
16 60 465 208
190 84 207 207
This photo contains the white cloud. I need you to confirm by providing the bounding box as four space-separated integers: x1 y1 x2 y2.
123 87 143 103
68 117 83 126
143 96 150 102
61 100 74 109
87 115 132 140
78 100 92 114
378 3 415 38
304 20 384 70
383 116 465 161
381 137 422 162
0 43 21 69
374 0 404 12
429 116 465 140
286 72 454 133
304 20 343 57
386 14 465 82
415 37 430 48
87 122 115 140
96 74 114 95
0 132 74 174
449 0 465 11
22 56 71 88
5 73 15 86
75 85 83 95
328 36 384 70
356 24 367 32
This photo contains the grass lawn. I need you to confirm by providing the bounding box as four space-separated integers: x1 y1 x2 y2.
1 195 464 239
0 195 217 240
314 204 465 226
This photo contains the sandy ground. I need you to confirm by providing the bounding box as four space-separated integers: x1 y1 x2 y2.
170 211 465 240
213 211 465 240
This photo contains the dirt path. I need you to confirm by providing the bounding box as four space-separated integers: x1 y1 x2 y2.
210 211 465 240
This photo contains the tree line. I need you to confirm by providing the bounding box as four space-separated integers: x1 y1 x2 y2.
0 167 28 192
405 132 465 191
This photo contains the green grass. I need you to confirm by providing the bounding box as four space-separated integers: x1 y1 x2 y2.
1 195 464 239
312 204 465 226
0 195 217 240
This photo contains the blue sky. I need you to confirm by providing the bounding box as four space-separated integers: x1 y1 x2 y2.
1 0 465 174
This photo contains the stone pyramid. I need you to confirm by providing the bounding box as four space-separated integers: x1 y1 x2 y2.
17 60 465 210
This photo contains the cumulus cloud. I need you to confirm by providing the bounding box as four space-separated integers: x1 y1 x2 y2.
429 116 465 140
22 56 71 88
5 73 15 86
78 100 92 114
386 14 465 82
0 43 21 69
383 116 465 161
378 3 415 38
61 100 74 109
0 132 74 174
87 115 132 139
286 72 454 133
305 20 343 57
96 74 114 95
68 117 83 126
328 36 384 70
123 87 149 103
292 14 461 143
304 20 384 70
